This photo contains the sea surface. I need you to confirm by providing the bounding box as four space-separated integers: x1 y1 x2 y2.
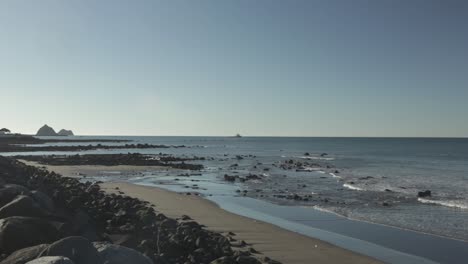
5 136 468 263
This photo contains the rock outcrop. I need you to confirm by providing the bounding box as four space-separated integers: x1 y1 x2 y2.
57 130 74 136
36 125 74 137
35 125 57 137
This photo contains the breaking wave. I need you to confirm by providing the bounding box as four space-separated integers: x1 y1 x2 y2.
417 198 468 210
343 183 363 191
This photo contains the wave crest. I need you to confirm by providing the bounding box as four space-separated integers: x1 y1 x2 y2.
417 198 468 210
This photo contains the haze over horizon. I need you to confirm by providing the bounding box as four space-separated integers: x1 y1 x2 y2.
1 0 467 137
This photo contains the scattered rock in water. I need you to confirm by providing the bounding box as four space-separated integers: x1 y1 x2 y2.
418 190 431 198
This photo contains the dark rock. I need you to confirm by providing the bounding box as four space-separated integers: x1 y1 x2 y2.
57 130 74 137
93 242 153 264
0 185 30 208
39 236 102 264
0 217 61 254
209 256 235 264
0 195 46 219
25 257 74 264
0 244 48 264
36 125 58 137
30 191 55 213
236 256 261 264
417 190 431 198
224 175 236 182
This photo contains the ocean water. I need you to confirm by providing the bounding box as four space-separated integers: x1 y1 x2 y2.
5 136 468 263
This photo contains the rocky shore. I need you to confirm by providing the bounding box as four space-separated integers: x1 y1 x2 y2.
16 154 205 171
0 156 279 264
0 143 188 153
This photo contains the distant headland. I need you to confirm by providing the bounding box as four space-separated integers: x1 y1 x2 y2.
36 124 74 136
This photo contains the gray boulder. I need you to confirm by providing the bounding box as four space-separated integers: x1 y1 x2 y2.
30 191 55 213
93 242 153 264
0 185 30 207
26 257 74 264
0 217 61 254
0 244 48 264
0 195 46 219
209 256 236 264
39 236 102 264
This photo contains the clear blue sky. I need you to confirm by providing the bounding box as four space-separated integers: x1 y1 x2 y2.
1 0 467 137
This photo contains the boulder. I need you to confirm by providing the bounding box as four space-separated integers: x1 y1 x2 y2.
39 236 102 264
30 191 55 213
92 242 153 264
0 185 30 207
26 257 74 264
236 256 262 264
0 217 61 254
0 195 46 219
0 244 48 264
417 190 431 198
209 256 236 264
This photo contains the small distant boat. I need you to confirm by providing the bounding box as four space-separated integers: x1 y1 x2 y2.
234 133 242 138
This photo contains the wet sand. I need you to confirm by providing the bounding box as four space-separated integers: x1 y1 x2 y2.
101 182 380 264
23 161 379 263
19 160 171 178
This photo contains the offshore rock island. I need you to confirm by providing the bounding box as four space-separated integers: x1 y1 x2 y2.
36 125 74 137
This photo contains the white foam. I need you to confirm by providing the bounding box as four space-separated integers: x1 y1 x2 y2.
329 173 342 179
417 198 468 210
300 156 335 161
343 183 363 191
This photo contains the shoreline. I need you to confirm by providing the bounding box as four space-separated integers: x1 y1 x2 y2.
100 181 380 264
18 159 468 264
22 161 468 264
21 160 380 263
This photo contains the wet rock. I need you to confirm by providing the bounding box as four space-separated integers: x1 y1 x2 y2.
418 190 431 198
93 242 153 264
224 175 236 182
26 257 74 264
38 236 102 264
0 216 61 254
0 244 48 264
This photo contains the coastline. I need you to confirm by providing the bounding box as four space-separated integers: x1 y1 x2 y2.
22 161 468 264
100 181 380 264
22 161 379 263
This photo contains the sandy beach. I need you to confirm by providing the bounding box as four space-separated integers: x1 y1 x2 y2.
100 182 379 264
21 161 379 263
19 160 172 178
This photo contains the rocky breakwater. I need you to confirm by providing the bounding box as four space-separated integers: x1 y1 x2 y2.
16 153 204 170
0 156 279 264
